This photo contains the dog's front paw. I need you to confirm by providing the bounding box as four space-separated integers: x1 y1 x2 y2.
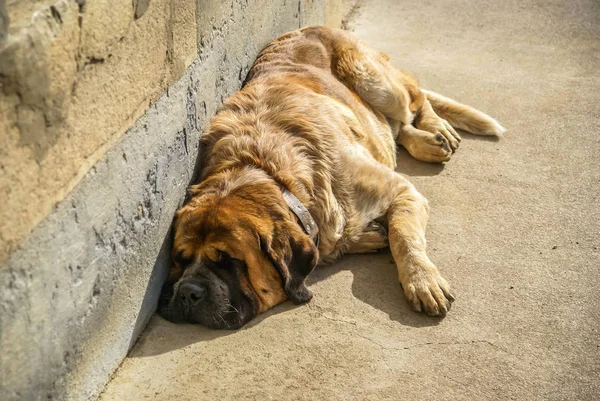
417 116 461 153
400 262 455 316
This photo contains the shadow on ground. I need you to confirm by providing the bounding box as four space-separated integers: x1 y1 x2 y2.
395 130 501 176
396 147 446 176
133 248 444 358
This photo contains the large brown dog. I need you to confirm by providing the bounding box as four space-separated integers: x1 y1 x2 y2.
159 26 505 329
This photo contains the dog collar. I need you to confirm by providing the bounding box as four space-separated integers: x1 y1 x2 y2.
281 188 320 247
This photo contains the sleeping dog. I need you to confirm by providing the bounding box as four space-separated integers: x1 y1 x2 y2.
159 26 505 329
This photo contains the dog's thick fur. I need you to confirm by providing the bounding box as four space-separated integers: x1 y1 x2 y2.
160 27 505 329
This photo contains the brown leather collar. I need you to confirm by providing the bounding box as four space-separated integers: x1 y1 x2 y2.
281 188 320 247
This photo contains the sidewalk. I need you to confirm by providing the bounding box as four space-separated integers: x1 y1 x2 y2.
100 0 600 399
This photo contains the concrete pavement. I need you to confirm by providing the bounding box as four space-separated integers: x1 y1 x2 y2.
100 0 600 399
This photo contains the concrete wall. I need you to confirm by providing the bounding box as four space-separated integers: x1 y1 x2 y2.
0 0 355 400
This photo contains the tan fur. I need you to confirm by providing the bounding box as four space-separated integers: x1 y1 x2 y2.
346 221 388 254
422 89 506 136
172 26 505 318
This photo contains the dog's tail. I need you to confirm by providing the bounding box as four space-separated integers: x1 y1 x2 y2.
422 89 506 136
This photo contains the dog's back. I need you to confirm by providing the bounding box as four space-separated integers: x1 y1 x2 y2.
242 27 399 169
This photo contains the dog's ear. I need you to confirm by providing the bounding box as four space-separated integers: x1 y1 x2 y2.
261 222 318 304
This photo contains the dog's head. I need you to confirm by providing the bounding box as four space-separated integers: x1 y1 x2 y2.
159 168 318 329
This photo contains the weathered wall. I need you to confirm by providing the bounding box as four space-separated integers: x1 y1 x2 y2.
0 0 354 400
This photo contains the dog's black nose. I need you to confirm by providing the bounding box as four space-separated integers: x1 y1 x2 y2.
178 282 206 304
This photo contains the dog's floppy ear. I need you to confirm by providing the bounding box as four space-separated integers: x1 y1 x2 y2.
261 222 319 304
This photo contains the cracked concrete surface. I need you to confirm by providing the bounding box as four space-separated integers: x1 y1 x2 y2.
100 0 600 399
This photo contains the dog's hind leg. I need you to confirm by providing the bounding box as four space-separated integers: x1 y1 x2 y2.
330 31 421 126
324 28 461 163
346 221 388 254
422 89 506 136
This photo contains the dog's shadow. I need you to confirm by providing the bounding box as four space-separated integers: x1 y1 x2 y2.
306 250 446 328
133 249 444 358
396 147 445 176
394 130 500 176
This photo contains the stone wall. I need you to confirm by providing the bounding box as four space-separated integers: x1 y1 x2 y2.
0 1 356 400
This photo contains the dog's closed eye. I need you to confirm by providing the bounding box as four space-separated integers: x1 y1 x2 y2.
216 250 230 263
174 250 193 267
